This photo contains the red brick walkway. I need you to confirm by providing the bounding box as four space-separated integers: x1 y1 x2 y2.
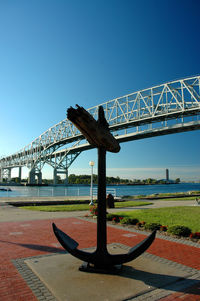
0 217 199 300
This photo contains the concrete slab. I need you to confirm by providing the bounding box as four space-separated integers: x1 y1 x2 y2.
25 244 190 301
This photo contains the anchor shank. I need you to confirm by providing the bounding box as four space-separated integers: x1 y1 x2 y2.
96 147 107 253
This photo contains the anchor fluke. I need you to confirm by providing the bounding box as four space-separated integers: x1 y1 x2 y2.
52 223 96 263
52 223 78 250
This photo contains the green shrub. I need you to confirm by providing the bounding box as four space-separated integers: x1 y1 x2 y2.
107 214 121 223
168 225 191 237
129 218 139 225
190 232 200 239
106 213 115 221
119 217 139 225
144 222 161 231
160 225 168 232
120 217 132 224
90 205 98 216
112 216 120 223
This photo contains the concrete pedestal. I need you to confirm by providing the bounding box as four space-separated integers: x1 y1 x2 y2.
24 244 194 301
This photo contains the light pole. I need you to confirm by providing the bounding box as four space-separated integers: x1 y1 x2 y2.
89 161 95 205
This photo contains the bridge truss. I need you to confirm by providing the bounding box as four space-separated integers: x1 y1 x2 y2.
0 75 200 184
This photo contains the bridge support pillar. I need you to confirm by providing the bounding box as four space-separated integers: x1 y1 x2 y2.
0 168 5 182
53 168 57 185
53 168 68 185
28 169 36 184
18 167 22 182
0 168 12 182
8 168 12 182
37 171 42 185
64 169 68 185
28 169 42 185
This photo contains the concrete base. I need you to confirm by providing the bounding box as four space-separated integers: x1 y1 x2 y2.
25 244 191 301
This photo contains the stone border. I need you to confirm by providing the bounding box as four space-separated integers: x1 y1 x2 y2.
129 251 200 300
12 253 61 301
12 244 200 301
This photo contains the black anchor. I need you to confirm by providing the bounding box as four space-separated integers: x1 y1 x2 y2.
53 105 156 272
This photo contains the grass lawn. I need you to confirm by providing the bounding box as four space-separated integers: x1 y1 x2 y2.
21 204 90 212
20 200 152 212
125 196 198 201
152 197 198 201
116 206 200 232
116 201 152 208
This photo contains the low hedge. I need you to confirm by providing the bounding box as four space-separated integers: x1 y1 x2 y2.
106 214 197 240
168 225 191 237
144 222 162 231
120 217 139 225
106 213 116 221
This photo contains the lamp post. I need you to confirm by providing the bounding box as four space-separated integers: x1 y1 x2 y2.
89 161 95 205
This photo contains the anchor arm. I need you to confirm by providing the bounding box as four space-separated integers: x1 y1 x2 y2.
52 223 95 263
53 223 156 267
105 230 157 265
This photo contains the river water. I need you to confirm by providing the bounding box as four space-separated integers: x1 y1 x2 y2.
0 183 200 198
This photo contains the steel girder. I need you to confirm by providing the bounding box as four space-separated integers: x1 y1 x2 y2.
0 75 200 171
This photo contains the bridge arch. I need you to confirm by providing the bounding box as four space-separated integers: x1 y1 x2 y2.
0 75 200 184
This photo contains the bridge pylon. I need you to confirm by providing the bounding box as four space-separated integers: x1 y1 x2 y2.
0 168 2 182
28 167 42 185
47 149 81 185
18 167 22 182
0 167 12 183
53 168 68 185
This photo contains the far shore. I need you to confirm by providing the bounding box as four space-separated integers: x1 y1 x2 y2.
0 182 184 187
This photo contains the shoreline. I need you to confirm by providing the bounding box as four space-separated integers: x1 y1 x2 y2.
0 182 195 187
0 191 200 206
1 183 200 199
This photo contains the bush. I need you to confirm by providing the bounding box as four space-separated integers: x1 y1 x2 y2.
112 216 120 223
144 222 161 231
106 213 115 221
90 205 98 216
120 217 131 224
107 214 125 223
168 225 191 237
189 232 200 239
130 218 139 225
160 225 168 232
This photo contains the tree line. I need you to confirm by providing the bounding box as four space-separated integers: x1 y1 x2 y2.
66 174 180 185
9 174 180 185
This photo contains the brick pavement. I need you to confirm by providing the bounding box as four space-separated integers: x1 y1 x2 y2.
0 217 199 300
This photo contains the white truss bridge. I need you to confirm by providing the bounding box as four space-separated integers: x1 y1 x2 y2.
1 75 200 184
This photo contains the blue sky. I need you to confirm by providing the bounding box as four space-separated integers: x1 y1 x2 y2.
0 0 200 181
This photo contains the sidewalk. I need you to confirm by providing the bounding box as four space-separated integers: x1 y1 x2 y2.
0 198 199 300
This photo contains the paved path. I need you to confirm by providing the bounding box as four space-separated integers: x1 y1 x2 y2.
0 197 199 300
